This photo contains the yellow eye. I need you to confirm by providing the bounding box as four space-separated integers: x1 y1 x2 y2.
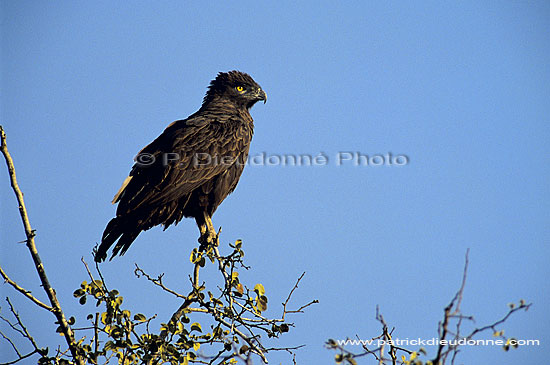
236 85 244 92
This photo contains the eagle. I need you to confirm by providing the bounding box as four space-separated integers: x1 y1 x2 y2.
94 71 266 262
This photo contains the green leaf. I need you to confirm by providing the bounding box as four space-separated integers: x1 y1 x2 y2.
101 312 109 325
257 295 268 312
79 296 87 305
68 316 76 325
176 321 185 335
190 322 202 332
235 239 242 249
92 289 103 299
235 283 244 296
115 296 124 306
92 279 103 288
190 248 199 263
254 283 265 296
104 341 116 351
73 288 85 297
134 313 147 322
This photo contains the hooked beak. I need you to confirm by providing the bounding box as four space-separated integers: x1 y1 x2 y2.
256 88 267 104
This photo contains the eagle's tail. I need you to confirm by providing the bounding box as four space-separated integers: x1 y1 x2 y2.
94 217 140 262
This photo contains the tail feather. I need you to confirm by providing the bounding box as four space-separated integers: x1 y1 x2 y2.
111 230 140 258
95 217 140 262
96 201 184 262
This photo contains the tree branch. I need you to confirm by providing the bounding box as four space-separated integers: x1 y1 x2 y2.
0 297 43 365
433 249 470 363
0 265 53 312
0 126 84 365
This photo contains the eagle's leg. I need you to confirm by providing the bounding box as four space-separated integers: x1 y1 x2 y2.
196 212 218 250
204 212 216 237
196 220 209 251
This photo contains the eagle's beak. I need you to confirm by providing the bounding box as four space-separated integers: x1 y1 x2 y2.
256 88 267 104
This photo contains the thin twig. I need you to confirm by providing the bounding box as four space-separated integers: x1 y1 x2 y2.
6 297 39 350
282 272 305 320
284 299 319 316
0 266 53 312
0 349 39 365
134 264 187 299
0 329 22 357
433 249 470 364
465 303 532 341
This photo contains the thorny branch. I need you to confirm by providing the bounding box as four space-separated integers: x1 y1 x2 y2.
0 126 84 365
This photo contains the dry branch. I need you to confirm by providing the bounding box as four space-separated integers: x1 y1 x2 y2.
0 126 84 365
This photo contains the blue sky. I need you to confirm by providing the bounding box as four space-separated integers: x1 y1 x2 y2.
1 1 549 364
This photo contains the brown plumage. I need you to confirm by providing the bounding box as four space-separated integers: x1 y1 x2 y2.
95 71 266 262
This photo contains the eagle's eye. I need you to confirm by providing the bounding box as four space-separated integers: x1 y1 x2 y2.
236 85 245 93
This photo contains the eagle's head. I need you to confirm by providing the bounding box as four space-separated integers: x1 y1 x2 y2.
202 70 267 109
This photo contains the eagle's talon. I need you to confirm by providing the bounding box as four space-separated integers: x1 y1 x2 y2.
198 229 218 251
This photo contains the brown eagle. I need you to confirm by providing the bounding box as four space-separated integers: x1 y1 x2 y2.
95 71 266 262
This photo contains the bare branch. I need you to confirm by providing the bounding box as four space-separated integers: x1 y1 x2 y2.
327 249 530 365
433 249 470 363
0 349 39 365
0 297 43 365
0 265 53 312
284 299 319 316
465 302 532 341
134 263 187 299
0 126 84 365
282 272 305 320
0 329 22 358
5 297 39 351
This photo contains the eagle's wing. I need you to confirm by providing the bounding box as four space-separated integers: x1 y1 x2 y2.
113 115 243 216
